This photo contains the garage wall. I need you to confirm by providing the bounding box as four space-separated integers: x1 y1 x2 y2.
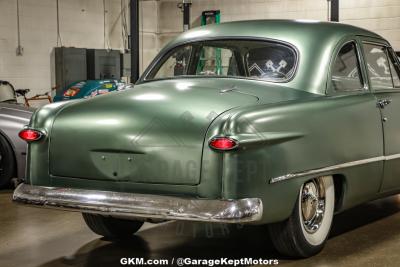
0 0 157 98
139 0 159 73
158 0 400 50
341 0 400 50
0 0 399 98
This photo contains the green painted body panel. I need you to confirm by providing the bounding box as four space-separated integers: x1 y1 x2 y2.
376 91 400 192
25 20 400 224
211 93 384 220
49 79 259 185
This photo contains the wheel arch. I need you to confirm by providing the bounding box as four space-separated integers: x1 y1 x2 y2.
332 173 347 212
0 130 18 178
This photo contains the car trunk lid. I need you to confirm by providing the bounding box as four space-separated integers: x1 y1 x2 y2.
49 79 259 185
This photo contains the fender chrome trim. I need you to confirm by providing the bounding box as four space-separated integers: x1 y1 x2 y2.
270 154 400 184
13 184 263 223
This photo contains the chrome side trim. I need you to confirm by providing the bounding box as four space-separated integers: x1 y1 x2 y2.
269 155 400 184
13 184 263 224
384 154 400 161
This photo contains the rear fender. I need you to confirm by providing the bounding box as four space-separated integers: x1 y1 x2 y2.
204 94 383 223
26 101 74 184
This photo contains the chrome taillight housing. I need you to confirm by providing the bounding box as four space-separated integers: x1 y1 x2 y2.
19 129 44 142
209 137 238 151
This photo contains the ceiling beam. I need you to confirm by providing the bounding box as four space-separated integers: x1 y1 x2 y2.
130 0 140 83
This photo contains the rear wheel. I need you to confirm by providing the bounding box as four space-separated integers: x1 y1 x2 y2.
268 176 335 258
0 136 15 188
82 213 144 239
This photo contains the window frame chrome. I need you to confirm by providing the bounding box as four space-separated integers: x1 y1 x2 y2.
327 38 369 95
360 39 400 92
139 36 300 85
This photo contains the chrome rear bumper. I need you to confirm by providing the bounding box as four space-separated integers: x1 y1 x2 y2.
13 184 263 223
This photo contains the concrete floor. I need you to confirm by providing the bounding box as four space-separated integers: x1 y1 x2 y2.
1 190 400 267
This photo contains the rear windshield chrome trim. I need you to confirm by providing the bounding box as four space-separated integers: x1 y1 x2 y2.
140 36 300 84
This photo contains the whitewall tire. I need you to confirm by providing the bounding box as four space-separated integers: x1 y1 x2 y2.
268 176 335 258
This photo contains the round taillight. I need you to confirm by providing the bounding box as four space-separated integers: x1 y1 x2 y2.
209 137 238 151
19 129 43 142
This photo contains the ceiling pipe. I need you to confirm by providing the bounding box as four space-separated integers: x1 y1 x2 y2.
130 0 140 83
182 0 192 32
330 0 339 22
178 0 192 32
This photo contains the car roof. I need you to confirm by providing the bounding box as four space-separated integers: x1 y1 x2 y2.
156 20 387 95
170 20 382 48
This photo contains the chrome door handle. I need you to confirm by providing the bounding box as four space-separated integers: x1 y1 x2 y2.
377 99 392 109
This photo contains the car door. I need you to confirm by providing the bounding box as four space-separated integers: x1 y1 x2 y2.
327 38 384 201
361 38 400 192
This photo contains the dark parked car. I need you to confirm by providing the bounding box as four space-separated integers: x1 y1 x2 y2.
13 20 400 257
0 81 33 188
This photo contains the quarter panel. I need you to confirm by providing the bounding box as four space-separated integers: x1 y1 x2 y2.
208 93 384 223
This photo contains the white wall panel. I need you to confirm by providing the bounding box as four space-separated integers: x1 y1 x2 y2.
0 0 399 98
157 0 400 52
0 0 157 97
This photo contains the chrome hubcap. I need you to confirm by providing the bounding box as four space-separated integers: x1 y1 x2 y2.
301 178 326 233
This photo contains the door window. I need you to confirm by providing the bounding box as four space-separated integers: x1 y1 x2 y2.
363 44 394 89
388 50 400 88
331 42 363 91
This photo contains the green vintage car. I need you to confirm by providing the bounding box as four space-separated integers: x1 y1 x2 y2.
13 20 400 257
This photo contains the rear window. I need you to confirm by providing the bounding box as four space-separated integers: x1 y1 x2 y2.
146 39 297 83
246 44 296 81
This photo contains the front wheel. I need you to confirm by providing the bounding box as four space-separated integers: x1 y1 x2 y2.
268 176 335 258
82 213 144 240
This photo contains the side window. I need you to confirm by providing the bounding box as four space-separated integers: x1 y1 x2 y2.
331 42 363 91
363 44 393 89
388 50 400 87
